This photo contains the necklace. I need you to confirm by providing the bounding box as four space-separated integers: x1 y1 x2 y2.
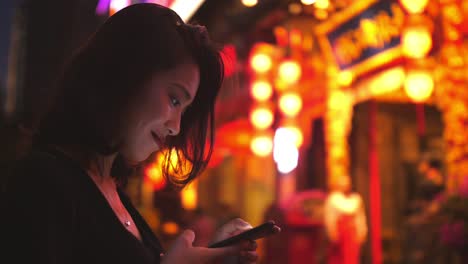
124 220 131 227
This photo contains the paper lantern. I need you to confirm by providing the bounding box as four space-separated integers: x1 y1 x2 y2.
250 107 274 129
278 60 302 84
399 0 429 14
402 24 432 59
279 92 303 117
404 70 434 102
251 53 272 73
251 81 273 101
251 135 273 157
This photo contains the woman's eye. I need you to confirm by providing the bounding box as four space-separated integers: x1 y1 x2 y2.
170 96 181 107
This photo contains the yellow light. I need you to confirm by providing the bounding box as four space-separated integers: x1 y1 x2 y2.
251 81 273 101
443 4 463 24
251 53 272 73
279 93 302 117
404 70 434 102
284 126 304 147
289 3 302 15
315 0 329 9
147 165 162 182
314 8 328 20
278 60 302 84
399 0 429 14
402 25 432 59
274 78 289 92
369 67 405 95
145 154 166 191
162 221 180 235
242 0 258 7
328 91 349 110
290 29 302 47
250 107 274 129
250 135 273 157
338 71 353 86
301 0 316 5
158 148 193 177
181 182 197 210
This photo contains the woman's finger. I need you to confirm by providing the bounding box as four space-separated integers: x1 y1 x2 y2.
196 245 241 262
247 240 257 251
239 251 258 263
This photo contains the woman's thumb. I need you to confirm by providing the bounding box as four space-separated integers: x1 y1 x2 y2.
177 229 196 248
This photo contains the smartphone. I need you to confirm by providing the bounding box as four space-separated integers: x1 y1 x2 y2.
208 220 280 248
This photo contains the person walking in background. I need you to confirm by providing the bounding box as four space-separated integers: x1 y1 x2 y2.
324 175 367 264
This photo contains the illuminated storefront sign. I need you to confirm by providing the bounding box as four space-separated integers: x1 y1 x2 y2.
316 0 404 77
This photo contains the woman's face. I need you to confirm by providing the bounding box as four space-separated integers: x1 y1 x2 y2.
119 60 200 164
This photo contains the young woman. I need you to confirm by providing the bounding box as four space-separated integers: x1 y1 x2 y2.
3 3 258 263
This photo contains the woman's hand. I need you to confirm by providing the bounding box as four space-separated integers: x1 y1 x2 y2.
211 218 258 264
161 229 242 264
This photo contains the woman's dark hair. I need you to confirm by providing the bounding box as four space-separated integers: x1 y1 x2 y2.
36 3 224 187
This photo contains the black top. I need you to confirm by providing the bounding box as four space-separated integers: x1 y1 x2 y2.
2 147 164 264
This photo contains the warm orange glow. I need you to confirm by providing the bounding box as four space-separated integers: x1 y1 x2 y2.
181 181 197 210
251 81 273 101
314 8 328 19
146 149 192 187
236 132 251 146
283 126 304 147
288 3 302 15
274 27 289 47
145 163 166 191
328 91 351 110
404 70 434 102
443 4 463 24
301 0 316 5
279 93 303 117
369 67 405 96
250 107 274 129
274 78 289 91
167 149 192 176
315 0 329 9
402 25 432 59
242 0 257 7
251 53 272 73
399 0 429 14
278 60 302 84
162 221 180 235
250 135 273 157
338 71 353 86
290 29 303 47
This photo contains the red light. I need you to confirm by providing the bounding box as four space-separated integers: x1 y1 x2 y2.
221 44 237 77
145 164 166 191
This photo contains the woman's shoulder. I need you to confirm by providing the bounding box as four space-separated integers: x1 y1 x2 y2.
5 147 84 197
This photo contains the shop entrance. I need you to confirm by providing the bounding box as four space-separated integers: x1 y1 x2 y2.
350 101 444 263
